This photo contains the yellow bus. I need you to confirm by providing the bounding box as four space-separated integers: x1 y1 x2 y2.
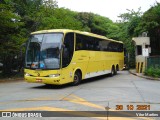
24 29 124 85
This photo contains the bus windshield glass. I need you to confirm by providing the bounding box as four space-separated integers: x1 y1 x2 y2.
25 33 63 69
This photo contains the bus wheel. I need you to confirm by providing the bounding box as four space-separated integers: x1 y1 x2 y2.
110 66 115 77
72 71 81 86
114 69 117 75
115 65 118 75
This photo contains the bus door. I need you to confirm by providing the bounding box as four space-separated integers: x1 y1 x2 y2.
61 33 75 83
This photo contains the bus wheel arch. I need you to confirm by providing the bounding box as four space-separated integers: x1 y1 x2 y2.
72 69 82 86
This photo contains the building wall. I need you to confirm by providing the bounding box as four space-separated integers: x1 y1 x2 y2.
132 37 150 73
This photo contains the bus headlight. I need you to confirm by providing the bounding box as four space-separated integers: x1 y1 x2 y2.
25 73 31 76
49 74 60 78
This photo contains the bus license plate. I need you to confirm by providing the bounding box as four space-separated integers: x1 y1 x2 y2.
36 79 42 82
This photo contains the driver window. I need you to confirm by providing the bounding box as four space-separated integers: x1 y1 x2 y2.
62 33 74 68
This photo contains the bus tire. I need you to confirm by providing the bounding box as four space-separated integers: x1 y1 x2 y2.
115 65 119 75
114 68 117 75
72 71 81 86
110 66 115 77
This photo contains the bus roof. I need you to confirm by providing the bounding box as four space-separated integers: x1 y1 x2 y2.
31 29 123 43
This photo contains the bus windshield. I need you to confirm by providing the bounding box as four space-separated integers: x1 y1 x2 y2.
25 33 63 69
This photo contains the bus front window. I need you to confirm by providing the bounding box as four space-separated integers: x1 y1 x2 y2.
25 33 63 69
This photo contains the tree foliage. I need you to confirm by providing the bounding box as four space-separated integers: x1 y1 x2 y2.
117 8 143 67
135 2 160 34
38 8 83 30
0 1 24 75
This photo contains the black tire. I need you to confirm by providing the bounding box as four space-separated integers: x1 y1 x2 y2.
115 67 117 75
110 66 115 77
72 71 81 86
115 65 119 75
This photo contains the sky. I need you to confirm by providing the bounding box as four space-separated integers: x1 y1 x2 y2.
56 0 160 21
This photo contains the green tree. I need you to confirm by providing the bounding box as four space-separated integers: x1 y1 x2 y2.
76 12 94 31
36 7 83 30
0 1 24 75
117 8 142 68
76 12 121 39
118 8 142 37
135 2 160 34
9 0 58 36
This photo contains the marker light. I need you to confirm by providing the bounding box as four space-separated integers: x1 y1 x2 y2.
25 73 31 76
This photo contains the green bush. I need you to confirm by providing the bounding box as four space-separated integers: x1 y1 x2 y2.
144 67 160 78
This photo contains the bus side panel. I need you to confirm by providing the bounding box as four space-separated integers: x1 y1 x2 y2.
85 51 124 79
73 51 90 79
86 51 110 78
86 51 104 72
103 52 124 71
118 52 124 70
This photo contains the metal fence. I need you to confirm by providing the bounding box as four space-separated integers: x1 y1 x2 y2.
147 56 160 68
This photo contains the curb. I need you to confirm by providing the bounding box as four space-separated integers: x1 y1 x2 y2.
129 70 160 81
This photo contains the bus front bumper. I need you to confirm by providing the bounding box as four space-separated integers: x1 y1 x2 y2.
25 76 62 85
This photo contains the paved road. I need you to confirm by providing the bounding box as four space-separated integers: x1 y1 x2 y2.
0 71 160 120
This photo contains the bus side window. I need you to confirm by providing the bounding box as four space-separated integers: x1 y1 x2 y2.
62 33 74 68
